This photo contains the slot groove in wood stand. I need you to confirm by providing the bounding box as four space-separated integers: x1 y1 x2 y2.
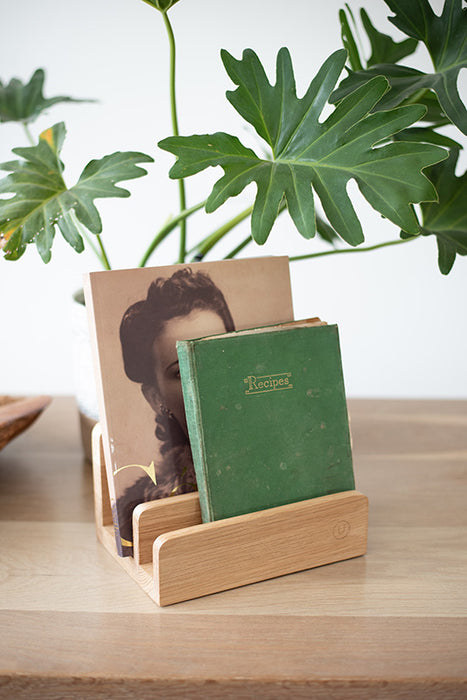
92 424 369 606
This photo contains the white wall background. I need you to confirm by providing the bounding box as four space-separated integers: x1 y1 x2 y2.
1 0 466 398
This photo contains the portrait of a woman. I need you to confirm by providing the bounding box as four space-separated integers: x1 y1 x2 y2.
117 266 235 544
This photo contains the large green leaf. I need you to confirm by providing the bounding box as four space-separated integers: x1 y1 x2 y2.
339 6 364 71
333 65 452 126
339 5 417 72
334 0 467 134
159 48 447 246
418 149 467 274
0 122 153 262
392 127 462 150
0 69 91 124
360 7 418 67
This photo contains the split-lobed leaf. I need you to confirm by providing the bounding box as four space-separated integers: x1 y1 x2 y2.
361 7 418 66
0 122 153 262
418 149 467 274
333 0 467 134
0 69 92 124
339 5 418 71
159 48 447 247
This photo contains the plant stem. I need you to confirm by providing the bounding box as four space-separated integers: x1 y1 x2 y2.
189 205 254 260
163 11 187 264
195 199 288 261
79 227 101 261
139 200 206 267
290 235 419 263
224 235 253 259
95 234 112 270
23 122 35 146
69 211 112 270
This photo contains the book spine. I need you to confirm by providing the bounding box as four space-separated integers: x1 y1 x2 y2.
177 340 213 522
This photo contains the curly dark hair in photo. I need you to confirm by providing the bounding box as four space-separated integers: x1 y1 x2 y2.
120 267 235 388
120 268 234 451
117 267 235 546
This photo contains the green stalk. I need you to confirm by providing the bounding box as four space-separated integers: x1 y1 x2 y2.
23 122 35 146
79 228 102 263
69 211 112 270
189 205 254 260
162 11 187 264
95 234 112 270
139 200 206 267
192 200 289 261
224 235 253 259
290 235 418 263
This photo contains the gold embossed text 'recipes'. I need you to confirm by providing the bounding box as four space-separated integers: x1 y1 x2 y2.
243 372 293 395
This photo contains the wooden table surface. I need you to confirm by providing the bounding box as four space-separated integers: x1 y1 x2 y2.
0 397 466 699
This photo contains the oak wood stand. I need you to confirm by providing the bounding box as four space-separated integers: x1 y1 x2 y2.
92 424 369 606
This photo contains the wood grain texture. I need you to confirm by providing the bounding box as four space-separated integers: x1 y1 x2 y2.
1 397 466 699
154 491 368 605
133 491 201 565
1 678 466 700
0 612 466 699
0 395 51 450
91 423 112 530
93 427 367 605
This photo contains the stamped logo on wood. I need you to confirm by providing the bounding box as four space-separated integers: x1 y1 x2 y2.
333 520 351 539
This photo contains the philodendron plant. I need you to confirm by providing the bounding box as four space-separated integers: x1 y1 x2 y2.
0 0 466 273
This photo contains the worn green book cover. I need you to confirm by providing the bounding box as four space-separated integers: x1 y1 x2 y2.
177 320 355 523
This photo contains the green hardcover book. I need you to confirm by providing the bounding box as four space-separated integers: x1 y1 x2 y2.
177 319 355 523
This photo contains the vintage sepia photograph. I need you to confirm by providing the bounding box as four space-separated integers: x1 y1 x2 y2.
84 256 294 555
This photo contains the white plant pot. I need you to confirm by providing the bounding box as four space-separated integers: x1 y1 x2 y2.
71 290 99 461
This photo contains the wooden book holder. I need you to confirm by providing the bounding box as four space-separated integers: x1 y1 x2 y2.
92 424 369 606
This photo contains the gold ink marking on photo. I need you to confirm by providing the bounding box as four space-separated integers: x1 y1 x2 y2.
113 461 157 486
